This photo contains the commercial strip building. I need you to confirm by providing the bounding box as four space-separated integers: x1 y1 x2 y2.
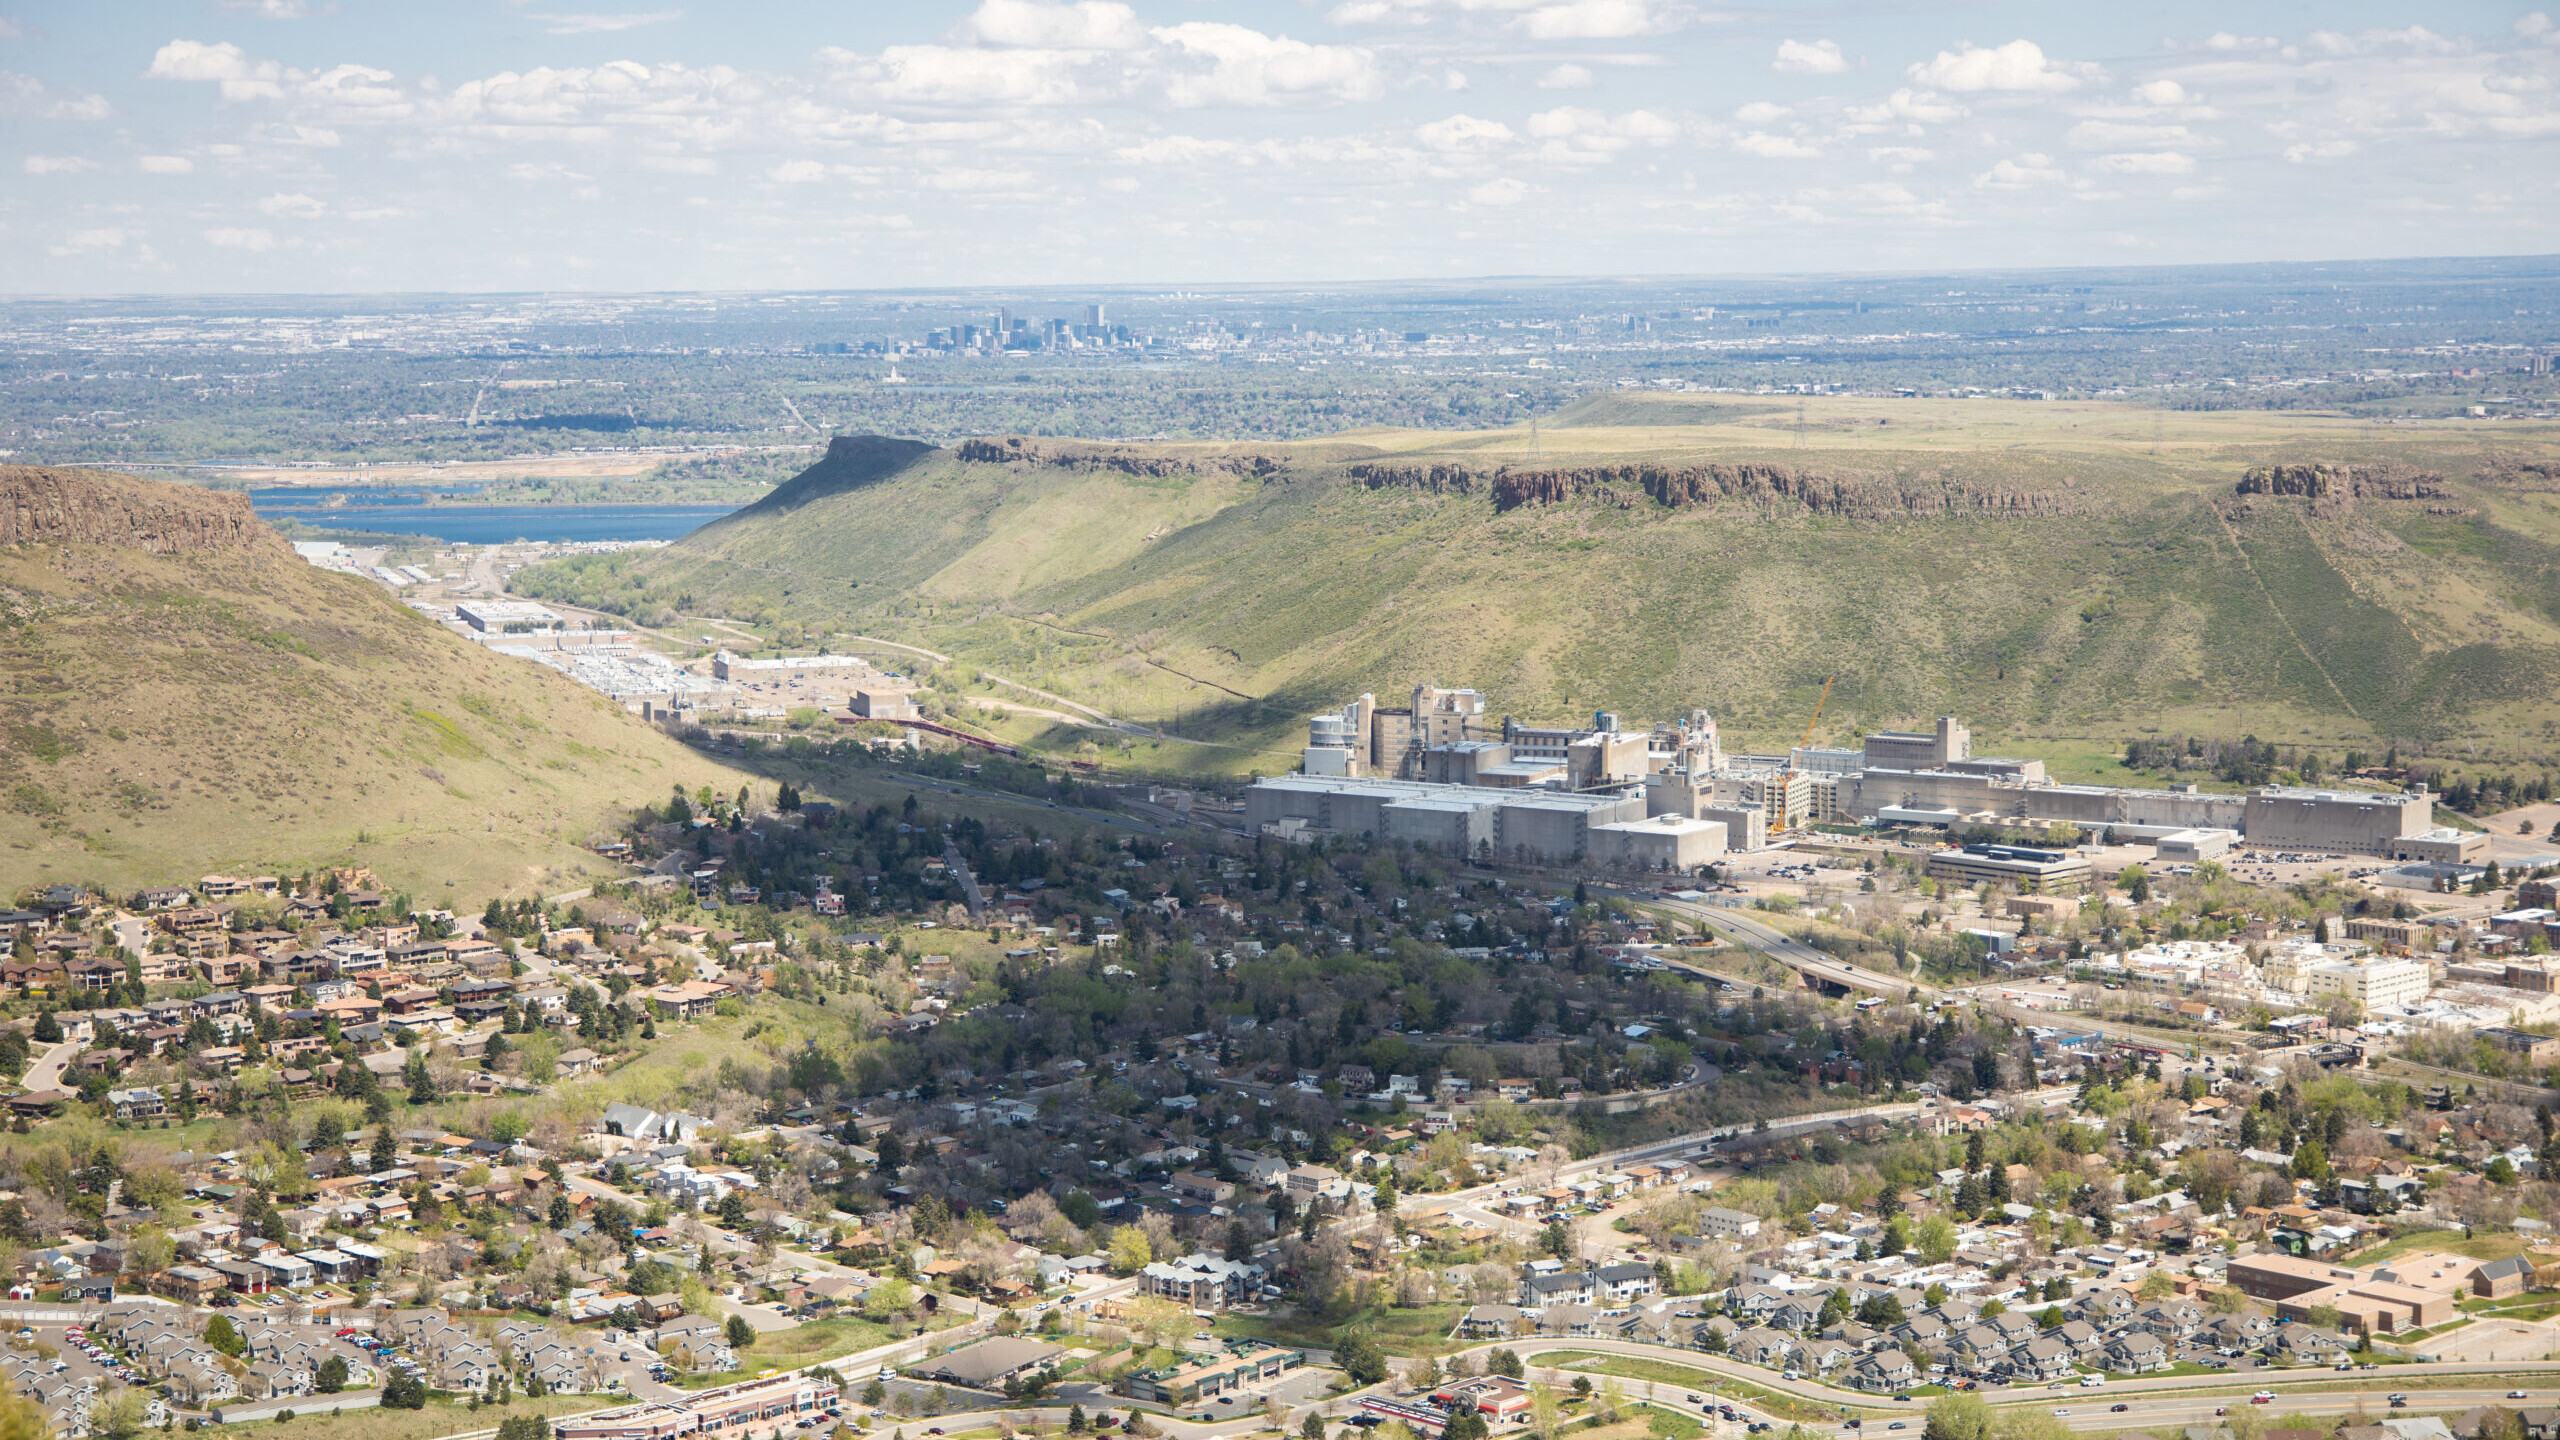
552 1373 839 1440
1115 1340 1303 1407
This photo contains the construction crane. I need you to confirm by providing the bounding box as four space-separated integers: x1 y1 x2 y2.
1778 675 1835 831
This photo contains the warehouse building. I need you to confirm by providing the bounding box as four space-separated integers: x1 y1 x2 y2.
1246 775 1646 863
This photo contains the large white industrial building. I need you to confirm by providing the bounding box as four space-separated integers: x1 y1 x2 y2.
1263 688 2478 868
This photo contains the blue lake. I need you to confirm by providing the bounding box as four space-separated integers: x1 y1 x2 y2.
251 500 738 543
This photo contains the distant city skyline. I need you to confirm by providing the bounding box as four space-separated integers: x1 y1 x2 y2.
2 0 2555 291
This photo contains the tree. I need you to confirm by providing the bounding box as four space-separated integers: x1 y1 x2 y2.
371 1126 398 1174
90 1389 148 1440
204 1313 246 1358
1922 1392 1993 1440
727 1314 756 1350
1301 1414 1325 1440
1107 1225 1154 1275
863 1380 888 1408
1915 1214 1958 1265
316 1355 348 1394
1337 1332 1388 1387
405 1047 438 1105
383 1371 429 1409
1444 1413 1489 1440
1486 1348 1522 1379
31 1011 59 1044
865 1276 916 1320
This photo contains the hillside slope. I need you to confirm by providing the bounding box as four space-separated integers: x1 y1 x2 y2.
0 465 745 898
512 402 2560 773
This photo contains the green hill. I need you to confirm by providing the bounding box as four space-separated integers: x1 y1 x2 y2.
510 398 2560 779
0 464 748 899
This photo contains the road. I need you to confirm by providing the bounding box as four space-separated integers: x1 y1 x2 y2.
1499 1337 2560 1432
22 1040 80 1095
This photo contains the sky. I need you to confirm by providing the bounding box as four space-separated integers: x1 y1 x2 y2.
3 0 2557 292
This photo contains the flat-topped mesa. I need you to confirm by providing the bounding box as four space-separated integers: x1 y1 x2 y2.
0 465 285 555
2236 461 2450 500
954 436 1287 479
1350 458 2088 519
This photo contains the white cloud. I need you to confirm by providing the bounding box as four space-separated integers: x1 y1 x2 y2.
219 0 309 16
138 154 194 173
2066 120 2199 149
2131 79 2193 106
1774 39 1847 76
1733 131 1820 158
2 74 113 121
23 154 92 174
2519 12 2554 40
257 191 326 216
1467 176 1528 205
769 159 828 182
1518 0 1656 41
203 226 278 250
1151 23 1381 107
532 11 684 35
1526 105 1681 163
1733 101 1787 124
1418 113 1513 151
1974 152 2065 188
1846 87 1965 125
966 0 1147 51
1907 39 2088 95
146 39 285 101
56 227 134 251
1535 64 1592 90
2282 139 2357 161
2094 150 2195 174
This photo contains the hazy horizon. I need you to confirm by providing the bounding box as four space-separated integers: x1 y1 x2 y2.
4 1 2557 293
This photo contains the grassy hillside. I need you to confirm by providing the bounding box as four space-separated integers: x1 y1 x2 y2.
0 465 748 898
510 401 2560 779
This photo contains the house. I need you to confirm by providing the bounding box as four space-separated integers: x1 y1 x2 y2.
1538 1304 1604 1338
1581 1261 1652 1303
1520 1270 1596 1309
1460 1304 1523 1339
1700 1206 1763 1239
2105 1331 2171 1373
1726 1327 1797 1367
1286 1164 1350 1201
2006 1336 2075 1383
1847 1350 1917 1393
107 1087 166 1120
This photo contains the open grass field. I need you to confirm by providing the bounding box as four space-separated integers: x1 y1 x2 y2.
0 465 752 898
2341 1230 2529 1266
1528 1352 1852 1424
1214 1302 1468 1357
514 398 2560 785
222 1393 600 1440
